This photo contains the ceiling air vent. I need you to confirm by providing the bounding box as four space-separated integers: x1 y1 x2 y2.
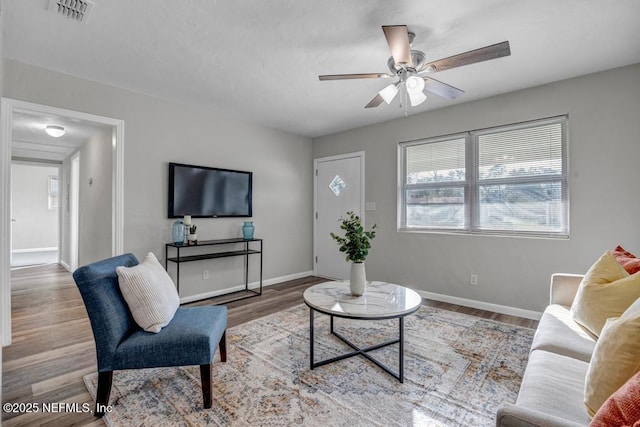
48 0 94 23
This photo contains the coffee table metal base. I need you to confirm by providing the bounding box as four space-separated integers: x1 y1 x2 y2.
308 308 405 383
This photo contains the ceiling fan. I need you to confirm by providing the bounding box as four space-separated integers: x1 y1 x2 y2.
319 25 510 110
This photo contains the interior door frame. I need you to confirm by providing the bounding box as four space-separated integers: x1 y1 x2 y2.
313 151 365 277
0 98 125 347
69 152 80 271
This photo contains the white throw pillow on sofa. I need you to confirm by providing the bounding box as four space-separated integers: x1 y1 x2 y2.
116 252 180 333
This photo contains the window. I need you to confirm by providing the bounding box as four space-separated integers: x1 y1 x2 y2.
399 116 568 237
48 175 59 210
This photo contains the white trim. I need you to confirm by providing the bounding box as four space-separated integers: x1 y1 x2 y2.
416 289 542 321
69 152 80 271
11 247 58 253
313 151 365 277
0 99 12 346
0 98 125 346
59 260 72 272
179 270 314 304
112 123 125 256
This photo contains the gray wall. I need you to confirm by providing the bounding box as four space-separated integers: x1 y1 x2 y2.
78 127 113 266
4 59 314 298
10 162 59 250
313 64 640 312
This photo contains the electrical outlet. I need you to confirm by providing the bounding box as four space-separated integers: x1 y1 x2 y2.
470 274 478 286
202 270 209 280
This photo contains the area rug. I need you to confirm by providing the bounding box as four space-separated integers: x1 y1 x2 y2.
84 304 534 426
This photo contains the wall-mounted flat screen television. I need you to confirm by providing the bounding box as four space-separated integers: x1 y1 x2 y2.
168 162 252 218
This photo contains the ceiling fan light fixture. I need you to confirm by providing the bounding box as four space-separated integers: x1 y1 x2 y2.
379 83 399 104
45 125 66 138
409 91 427 107
405 75 425 94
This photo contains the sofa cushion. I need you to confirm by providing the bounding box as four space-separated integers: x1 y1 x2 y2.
530 304 596 362
515 349 591 425
116 252 180 333
590 371 640 426
612 245 640 275
571 251 640 336
584 297 640 416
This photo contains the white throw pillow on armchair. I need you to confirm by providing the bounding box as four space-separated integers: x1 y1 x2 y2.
116 252 180 333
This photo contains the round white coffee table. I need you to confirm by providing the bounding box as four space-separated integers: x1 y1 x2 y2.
303 280 422 382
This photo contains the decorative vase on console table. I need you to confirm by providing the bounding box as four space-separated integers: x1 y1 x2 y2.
242 221 255 240
172 219 185 244
330 211 377 296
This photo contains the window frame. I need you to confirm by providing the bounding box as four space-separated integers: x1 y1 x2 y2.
48 175 59 210
398 116 569 238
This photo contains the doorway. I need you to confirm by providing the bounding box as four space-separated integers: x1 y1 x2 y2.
314 151 365 279
1 98 125 347
10 161 61 267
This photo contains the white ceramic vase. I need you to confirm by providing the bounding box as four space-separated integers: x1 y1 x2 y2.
350 262 366 296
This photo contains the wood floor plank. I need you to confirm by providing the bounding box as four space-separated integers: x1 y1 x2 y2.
2 263 537 425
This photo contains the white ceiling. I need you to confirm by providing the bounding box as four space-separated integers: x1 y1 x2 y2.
11 111 110 162
4 0 640 138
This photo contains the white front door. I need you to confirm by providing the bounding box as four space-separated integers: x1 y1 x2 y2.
314 152 364 279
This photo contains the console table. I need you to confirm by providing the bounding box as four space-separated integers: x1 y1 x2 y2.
165 238 263 303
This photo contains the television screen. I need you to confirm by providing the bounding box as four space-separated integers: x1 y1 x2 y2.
168 162 252 218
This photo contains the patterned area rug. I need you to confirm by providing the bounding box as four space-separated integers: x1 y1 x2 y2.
84 304 534 426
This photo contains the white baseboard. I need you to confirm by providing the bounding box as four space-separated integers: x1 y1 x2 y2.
11 247 58 254
416 290 542 321
180 270 314 304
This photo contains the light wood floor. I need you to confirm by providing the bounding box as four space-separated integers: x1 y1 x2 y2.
2 263 538 426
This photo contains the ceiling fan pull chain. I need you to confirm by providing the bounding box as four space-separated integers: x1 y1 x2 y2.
403 83 409 116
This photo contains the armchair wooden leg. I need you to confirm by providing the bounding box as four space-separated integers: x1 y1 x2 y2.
95 371 113 417
219 330 227 362
200 363 212 409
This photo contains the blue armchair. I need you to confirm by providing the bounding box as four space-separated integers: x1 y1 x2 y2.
72 253 227 417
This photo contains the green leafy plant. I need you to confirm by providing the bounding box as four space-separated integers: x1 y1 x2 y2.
330 211 377 263
189 224 197 234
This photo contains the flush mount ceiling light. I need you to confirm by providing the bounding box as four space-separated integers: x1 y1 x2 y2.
45 125 66 137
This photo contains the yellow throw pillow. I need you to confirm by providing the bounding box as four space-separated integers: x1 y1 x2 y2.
584 297 640 416
571 251 640 336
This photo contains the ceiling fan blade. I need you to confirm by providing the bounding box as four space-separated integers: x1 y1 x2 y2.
364 94 385 109
421 41 510 74
382 25 413 67
422 77 465 100
319 73 390 81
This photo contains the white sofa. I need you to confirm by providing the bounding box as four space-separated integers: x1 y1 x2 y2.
496 273 595 427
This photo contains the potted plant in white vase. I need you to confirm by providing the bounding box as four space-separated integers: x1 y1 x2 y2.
330 211 377 296
187 224 198 245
